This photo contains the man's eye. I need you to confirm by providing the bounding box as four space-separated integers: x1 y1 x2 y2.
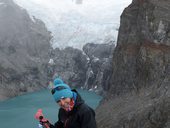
57 100 61 103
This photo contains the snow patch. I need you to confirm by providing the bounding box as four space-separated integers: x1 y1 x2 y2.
88 88 93 91
48 58 55 65
86 57 90 61
154 20 166 43
29 16 36 23
93 57 99 62
157 20 165 34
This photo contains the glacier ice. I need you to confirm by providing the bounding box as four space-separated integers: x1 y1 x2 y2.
14 0 132 49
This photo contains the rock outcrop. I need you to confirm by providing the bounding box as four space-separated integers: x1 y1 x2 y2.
96 0 170 128
48 42 115 94
47 47 88 88
82 43 115 94
0 0 51 100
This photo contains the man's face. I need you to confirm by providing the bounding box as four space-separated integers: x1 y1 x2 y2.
57 98 71 111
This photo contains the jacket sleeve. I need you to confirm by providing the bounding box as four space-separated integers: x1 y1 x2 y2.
79 107 97 128
49 109 64 128
49 121 64 128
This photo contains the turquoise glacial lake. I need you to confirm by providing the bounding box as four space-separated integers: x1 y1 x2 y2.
0 89 102 128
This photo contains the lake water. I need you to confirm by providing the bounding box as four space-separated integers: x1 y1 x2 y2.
0 89 102 128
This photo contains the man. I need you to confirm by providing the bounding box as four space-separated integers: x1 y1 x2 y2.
47 78 97 128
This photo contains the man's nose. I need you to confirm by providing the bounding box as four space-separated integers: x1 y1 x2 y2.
60 99 65 105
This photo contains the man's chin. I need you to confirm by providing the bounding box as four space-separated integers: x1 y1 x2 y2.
62 107 69 111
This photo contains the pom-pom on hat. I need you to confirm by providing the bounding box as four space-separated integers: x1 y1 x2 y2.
52 78 73 102
53 78 64 86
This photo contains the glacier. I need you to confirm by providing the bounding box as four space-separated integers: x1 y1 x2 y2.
13 0 132 49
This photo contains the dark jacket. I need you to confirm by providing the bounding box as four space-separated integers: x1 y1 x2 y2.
49 89 97 128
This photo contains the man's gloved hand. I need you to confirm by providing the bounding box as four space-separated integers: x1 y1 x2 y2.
39 116 51 128
35 109 50 128
40 118 49 124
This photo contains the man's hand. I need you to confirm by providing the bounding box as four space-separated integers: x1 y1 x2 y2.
40 119 50 128
35 109 50 128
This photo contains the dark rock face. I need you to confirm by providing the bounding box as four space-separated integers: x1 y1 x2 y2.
82 43 115 94
96 0 170 128
0 0 51 100
47 47 88 88
109 0 170 95
48 43 115 94
83 43 114 59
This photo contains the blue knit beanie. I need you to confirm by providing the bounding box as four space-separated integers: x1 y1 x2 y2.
52 78 73 102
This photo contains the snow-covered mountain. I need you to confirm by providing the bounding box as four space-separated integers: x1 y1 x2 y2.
14 0 132 49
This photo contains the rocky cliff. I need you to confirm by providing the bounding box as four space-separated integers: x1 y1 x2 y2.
82 43 114 94
47 42 114 94
0 0 51 100
96 0 170 128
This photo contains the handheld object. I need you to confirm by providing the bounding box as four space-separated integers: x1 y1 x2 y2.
35 109 50 128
